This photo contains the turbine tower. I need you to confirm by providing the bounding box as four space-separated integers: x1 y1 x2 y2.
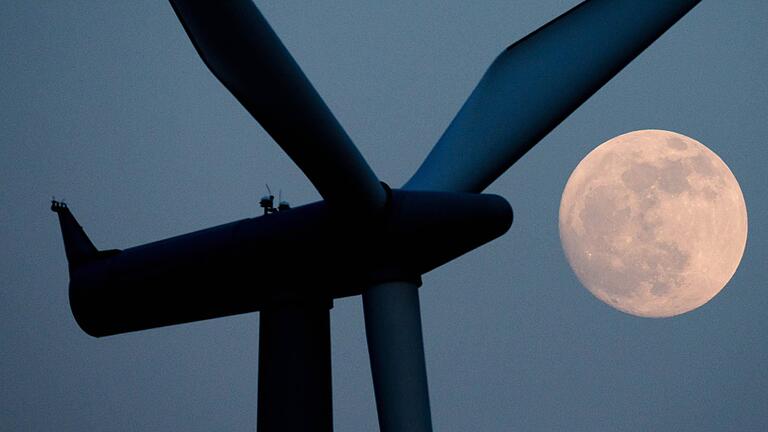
52 1 701 430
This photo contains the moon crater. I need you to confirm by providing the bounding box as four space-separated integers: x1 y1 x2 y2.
559 130 747 317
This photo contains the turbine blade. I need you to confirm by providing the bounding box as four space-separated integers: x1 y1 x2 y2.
369 1 702 429
364 281 432 432
168 0 385 212
405 0 701 192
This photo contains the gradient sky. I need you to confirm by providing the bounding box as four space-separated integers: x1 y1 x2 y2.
2 1 767 431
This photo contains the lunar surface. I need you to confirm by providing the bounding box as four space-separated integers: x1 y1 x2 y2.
559 130 747 317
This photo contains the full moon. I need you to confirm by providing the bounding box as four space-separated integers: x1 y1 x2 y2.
559 130 747 318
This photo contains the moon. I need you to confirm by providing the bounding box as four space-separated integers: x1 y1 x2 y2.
559 130 747 318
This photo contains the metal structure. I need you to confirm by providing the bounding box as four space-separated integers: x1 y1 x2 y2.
53 0 701 430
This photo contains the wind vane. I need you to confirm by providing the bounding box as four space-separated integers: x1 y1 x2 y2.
52 1 701 430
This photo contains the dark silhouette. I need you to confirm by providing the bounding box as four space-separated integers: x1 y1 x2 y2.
53 0 702 430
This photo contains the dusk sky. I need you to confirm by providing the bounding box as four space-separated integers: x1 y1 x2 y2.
2 1 767 430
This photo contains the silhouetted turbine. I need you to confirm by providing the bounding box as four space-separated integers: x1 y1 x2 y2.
53 1 701 431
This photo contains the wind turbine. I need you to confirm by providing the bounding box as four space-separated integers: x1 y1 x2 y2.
52 0 701 430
